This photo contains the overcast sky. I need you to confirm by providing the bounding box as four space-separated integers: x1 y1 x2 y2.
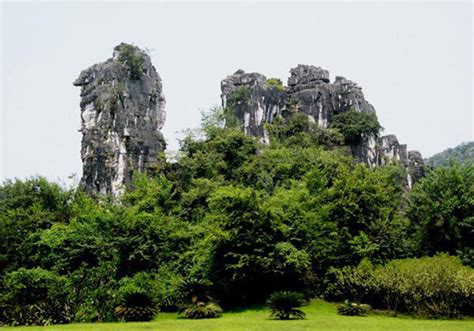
1 1 473 183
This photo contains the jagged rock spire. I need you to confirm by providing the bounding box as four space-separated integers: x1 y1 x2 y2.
74 43 166 196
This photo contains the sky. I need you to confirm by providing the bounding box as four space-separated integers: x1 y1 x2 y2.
1 1 473 184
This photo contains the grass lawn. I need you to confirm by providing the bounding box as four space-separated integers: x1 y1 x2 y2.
4 299 473 331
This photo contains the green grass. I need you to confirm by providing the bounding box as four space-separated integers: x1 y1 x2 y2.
4 300 473 331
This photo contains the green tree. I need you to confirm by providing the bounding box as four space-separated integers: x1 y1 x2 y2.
0 177 71 273
330 109 382 145
407 163 474 266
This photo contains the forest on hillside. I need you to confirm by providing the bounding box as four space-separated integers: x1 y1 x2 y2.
0 108 473 326
426 141 474 167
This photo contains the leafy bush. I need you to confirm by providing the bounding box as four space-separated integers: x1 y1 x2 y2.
330 109 382 145
407 163 474 267
69 261 119 323
325 255 474 318
115 43 145 80
178 278 213 303
267 291 307 320
337 300 371 316
0 268 72 326
176 278 222 319
181 301 223 319
267 78 285 91
226 86 250 107
114 287 158 322
118 270 184 313
0 177 71 274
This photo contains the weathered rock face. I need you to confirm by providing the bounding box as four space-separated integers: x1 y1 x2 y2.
221 65 377 162
286 65 375 128
375 135 425 187
74 43 166 196
407 150 425 184
221 65 424 185
376 134 408 166
221 70 286 143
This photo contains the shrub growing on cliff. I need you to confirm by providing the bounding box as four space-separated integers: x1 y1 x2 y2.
226 86 250 107
267 78 285 91
115 44 145 80
330 109 382 145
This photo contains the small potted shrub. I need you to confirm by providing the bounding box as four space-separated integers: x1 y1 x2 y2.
267 291 307 320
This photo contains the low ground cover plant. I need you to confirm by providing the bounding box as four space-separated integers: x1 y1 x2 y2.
267 291 307 320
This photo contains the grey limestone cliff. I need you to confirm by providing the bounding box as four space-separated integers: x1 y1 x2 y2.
221 70 286 144
74 43 166 196
221 64 424 185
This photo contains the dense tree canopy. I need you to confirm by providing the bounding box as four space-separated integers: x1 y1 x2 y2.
1 108 472 325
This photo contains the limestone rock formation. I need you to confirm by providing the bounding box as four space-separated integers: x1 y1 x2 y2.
221 65 376 140
221 70 286 143
375 135 425 187
286 65 375 128
74 43 166 196
221 65 377 160
408 150 425 184
376 134 408 166
221 65 424 185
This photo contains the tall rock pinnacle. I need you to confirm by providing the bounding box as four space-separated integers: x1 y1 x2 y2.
74 43 166 196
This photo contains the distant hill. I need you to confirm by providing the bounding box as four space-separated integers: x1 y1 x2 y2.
425 141 474 167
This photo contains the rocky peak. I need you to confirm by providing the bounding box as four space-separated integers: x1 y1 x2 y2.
287 65 330 92
221 70 286 142
221 65 376 150
220 65 424 186
74 43 166 196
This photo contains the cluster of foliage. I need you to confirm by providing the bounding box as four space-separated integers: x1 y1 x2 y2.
337 301 371 316
266 78 285 92
326 255 474 318
226 86 250 107
177 279 223 319
426 141 474 167
181 301 223 319
115 43 146 80
267 291 307 320
407 163 474 266
0 108 472 325
330 109 382 145
0 268 72 326
114 288 158 322
266 112 344 148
